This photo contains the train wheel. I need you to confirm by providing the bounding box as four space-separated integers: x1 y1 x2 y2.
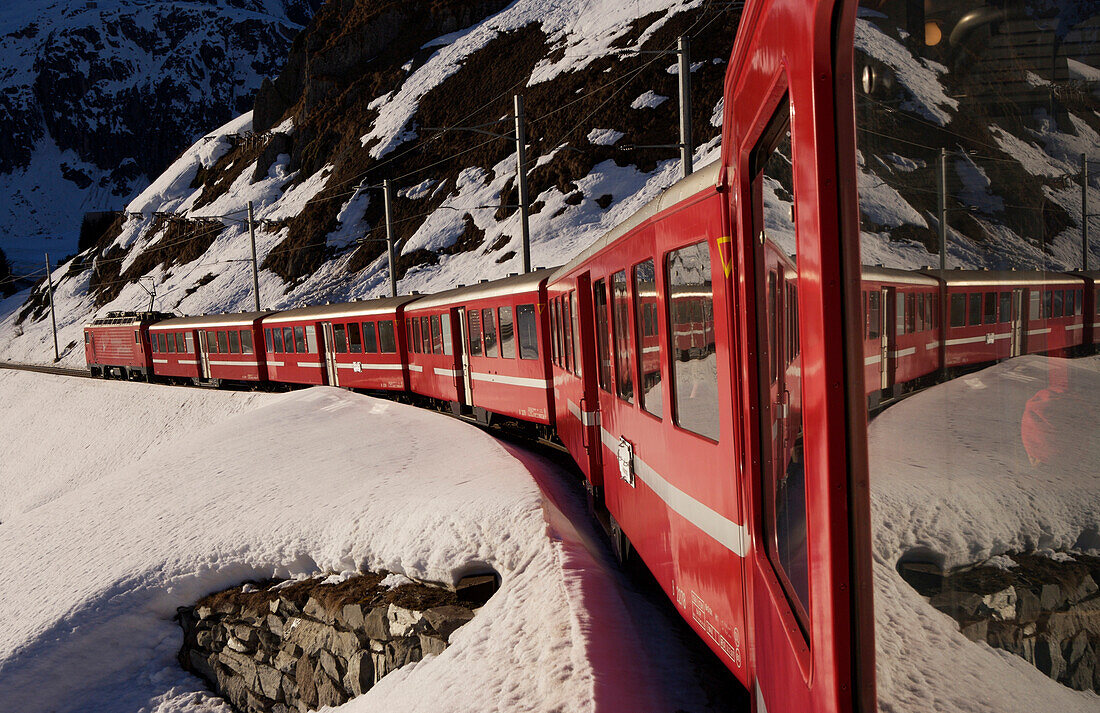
608 515 633 566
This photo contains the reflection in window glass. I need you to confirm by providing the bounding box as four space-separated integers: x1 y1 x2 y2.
571 291 581 377
348 323 362 353
667 242 718 440
283 327 294 353
594 280 611 391
516 304 538 359
305 326 317 353
166 333 176 353
467 310 482 356
362 322 377 354
441 315 453 356
241 331 253 355
228 330 240 354
634 260 661 418
431 315 442 354
217 331 229 354
611 270 634 403
482 308 498 357
422 316 432 354
377 321 396 353
185 333 194 354
334 324 348 353
272 327 284 353
499 306 515 358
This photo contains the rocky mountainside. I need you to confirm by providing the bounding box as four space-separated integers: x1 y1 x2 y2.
1 0 743 365
0 0 322 272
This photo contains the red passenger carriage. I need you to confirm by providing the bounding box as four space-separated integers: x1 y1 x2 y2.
859 267 941 398
152 312 271 384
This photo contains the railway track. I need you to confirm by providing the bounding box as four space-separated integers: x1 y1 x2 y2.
0 362 91 379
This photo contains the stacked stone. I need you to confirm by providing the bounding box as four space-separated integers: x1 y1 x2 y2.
177 573 493 713
901 552 1100 693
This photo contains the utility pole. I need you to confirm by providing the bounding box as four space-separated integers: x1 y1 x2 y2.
247 201 261 311
938 148 948 271
1082 153 1089 271
384 179 398 297
678 36 694 178
44 253 59 362
514 94 532 274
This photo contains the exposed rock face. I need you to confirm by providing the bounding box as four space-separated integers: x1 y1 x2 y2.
900 552 1100 693
177 571 496 712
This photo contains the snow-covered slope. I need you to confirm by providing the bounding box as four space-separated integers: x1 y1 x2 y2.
0 371 726 713
0 0 321 272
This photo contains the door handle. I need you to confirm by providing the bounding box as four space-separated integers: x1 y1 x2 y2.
777 389 790 419
580 397 590 450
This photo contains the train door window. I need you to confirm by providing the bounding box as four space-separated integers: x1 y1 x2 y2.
967 293 982 326
362 322 378 354
499 306 515 358
421 316 432 354
594 279 612 389
241 331 254 354
150 334 158 352
482 308 498 357
379 321 397 353
915 293 925 333
228 330 241 354
869 291 881 338
431 315 442 354
334 324 348 353
468 310 483 356
1076 290 1083 315
348 323 362 353
1042 290 1053 319
441 315 453 356
563 293 574 374
265 329 273 352
999 292 1012 323
896 293 907 335
611 269 634 403
217 331 229 354
571 290 582 376
667 241 718 440
1030 291 1041 320
134 330 140 344
751 103 809 624
185 334 194 353
1053 290 1064 318
517 304 539 359
906 293 916 333
551 298 561 366
167 333 176 353
282 327 294 352
634 259 661 418
983 292 997 324
950 294 966 327
412 318 421 354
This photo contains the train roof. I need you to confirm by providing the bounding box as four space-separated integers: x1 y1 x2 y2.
151 311 274 329
1066 270 1100 282
86 310 174 328
921 269 1086 287
262 295 420 324
861 266 941 287
549 160 722 284
406 268 556 310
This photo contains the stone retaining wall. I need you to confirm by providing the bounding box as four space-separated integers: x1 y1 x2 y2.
177 571 496 712
900 551 1100 692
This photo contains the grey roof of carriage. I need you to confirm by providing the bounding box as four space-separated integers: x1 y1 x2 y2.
150 311 273 329
261 295 420 324
405 268 557 310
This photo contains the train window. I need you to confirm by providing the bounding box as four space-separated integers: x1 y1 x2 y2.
667 241 718 440
167 333 176 353
612 269 634 403
467 310 482 356
334 324 348 353
412 318 421 354
228 330 241 354
290 327 304 353
1042 291 1053 320
422 316 432 354
904 293 914 334
949 294 965 328
441 315 453 356
552 298 562 366
634 260 661 417
282 327 293 353
347 323 362 353
214 331 227 354
869 291 880 338
271 327 282 352
86 332 91 345
896 292 906 336
407 321 414 350
563 292 574 374
1030 292 1041 321
571 290 581 377
134 330 140 344
431 315 442 354
241 331 254 355
593 279 611 390
362 322 378 354
967 293 982 326
159 333 169 353
150 334 157 352
983 292 997 325
304 326 316 353
999 293 1012 323
378 321 396 353
1076 290 1084 316
482 308 498 357
516 304 539 359
915 293 925 333
1096 289 1100 315
185 334 194 353
265 329 273 352
1054 290 1065 318
499 306 515 358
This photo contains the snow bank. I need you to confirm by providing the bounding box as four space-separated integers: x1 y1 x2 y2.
0 371 719 713
870 355 1100 713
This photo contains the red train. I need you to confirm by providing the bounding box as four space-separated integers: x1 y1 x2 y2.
83 1 1098 710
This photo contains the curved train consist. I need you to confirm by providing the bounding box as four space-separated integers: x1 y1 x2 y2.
82 0 1100 710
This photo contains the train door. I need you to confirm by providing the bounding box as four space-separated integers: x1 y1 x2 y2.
1010 288 1027 357
568 273 603 491
456 307 473 405
880 286 894 391
197 330 212 379
321 322 339 386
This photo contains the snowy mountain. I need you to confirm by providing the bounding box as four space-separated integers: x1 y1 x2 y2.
0 0 742 366
0 0 322 272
